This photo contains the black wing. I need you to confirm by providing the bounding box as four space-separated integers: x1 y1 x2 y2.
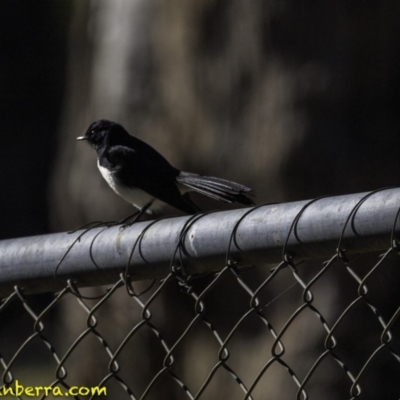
99 145 196 213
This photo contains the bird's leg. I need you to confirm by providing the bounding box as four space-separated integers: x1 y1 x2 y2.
117 211 141 226
119 200 154 230
140 200 154 215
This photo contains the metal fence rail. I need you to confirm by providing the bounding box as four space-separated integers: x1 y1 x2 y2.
1 189 400 296
1 188 400 399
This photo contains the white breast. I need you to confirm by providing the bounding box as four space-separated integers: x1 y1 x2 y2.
97 162 158 212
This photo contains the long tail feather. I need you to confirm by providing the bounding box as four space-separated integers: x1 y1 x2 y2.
177 172 254 205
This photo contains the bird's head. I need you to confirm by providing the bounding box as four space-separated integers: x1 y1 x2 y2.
77 119 126 150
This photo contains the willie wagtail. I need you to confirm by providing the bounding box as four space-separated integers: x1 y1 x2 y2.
77 120 254 214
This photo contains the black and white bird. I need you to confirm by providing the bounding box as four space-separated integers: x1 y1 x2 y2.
77 120 254 215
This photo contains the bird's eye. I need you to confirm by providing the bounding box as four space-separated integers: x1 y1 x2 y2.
91 130 95 134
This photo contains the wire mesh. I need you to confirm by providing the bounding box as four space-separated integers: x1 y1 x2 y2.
1 192 400 399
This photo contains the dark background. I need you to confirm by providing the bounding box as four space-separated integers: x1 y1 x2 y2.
0 1 70 239
1 2 400 399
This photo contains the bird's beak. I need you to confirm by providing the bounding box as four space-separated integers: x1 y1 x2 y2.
76 136 87 141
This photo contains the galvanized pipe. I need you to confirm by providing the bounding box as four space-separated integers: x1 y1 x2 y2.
0 188 399 296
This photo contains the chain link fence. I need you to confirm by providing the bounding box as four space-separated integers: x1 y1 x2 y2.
1 189 400 399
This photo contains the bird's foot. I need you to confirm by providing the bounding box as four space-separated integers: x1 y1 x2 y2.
117 211 143 230
119 220 136 230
